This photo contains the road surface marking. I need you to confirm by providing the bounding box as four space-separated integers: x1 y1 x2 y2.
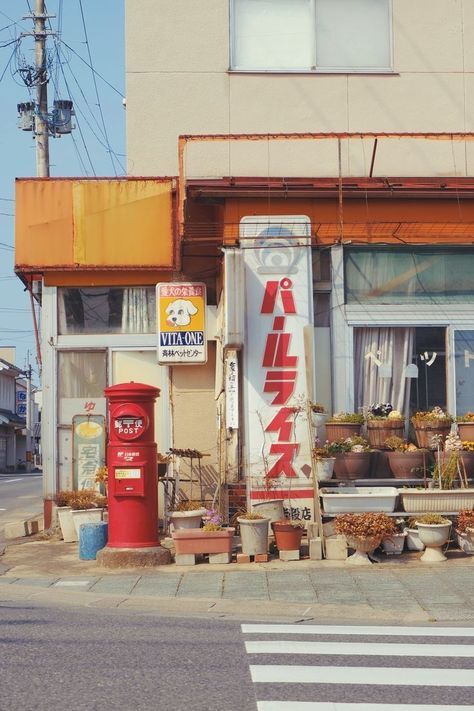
256 703 474 711
246 640 474 657
242 624 474 637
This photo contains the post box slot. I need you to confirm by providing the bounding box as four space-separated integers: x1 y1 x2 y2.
113 465 145 497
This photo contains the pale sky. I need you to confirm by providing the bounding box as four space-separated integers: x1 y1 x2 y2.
0 0 125 382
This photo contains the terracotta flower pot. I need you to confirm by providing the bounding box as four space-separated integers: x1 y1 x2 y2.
387 450 430 479
457 422 474 441
366 419 404 449
325 422 362 443
333 451 372 480
172 527 235 555
271 520 304 551
413 421 452 449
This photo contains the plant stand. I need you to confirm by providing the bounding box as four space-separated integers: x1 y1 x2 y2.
417 522 451 562
345 534 382 565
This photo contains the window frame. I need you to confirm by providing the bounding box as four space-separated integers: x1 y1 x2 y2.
229 0 394 74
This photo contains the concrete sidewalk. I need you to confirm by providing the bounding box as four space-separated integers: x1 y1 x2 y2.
1 534 474 623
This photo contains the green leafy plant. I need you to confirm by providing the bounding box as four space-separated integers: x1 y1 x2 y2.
416 512 450 525
334 512 396 538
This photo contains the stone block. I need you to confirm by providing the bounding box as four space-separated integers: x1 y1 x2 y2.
254 553 269 563
323 520 337 537
279 549 300 561
325 535 348 560
236 553 251 564
209 552 232 564
174 553 196 566
309 537 323 560
307 522 320 539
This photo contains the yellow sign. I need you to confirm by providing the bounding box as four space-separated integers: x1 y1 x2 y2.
156 282 207 364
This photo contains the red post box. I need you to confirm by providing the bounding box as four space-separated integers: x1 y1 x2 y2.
104 382 160 548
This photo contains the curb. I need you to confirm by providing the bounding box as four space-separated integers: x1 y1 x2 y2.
1 513 44 540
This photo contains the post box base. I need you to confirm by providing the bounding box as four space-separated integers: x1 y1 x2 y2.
96 545 171 569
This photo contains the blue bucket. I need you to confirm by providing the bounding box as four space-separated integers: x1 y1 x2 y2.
79 522 108 560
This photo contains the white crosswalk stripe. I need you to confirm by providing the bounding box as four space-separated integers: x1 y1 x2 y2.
242 623 474 711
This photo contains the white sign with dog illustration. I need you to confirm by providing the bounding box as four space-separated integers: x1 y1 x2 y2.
156 282 207 364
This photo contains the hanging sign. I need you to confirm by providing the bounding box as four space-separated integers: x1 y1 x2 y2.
72 414 106 490
156 282 207 364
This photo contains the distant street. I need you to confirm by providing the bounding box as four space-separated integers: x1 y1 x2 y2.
0 471 42 540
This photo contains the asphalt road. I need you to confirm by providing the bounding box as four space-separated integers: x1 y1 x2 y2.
1 600 474 711
0 471 42 539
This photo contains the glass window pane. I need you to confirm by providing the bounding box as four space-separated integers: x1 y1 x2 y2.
315 0 391 69
455 331 474 416
232 0 313 69
345 248 474 304
58 352 106 398
58 287 156 334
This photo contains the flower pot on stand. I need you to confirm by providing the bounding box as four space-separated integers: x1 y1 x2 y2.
333 452 371 480
457 422 474 441
367 420 405 449
417 521 451 562
345 534 382 565
325 422 362 443
413 422 452 449
238 517 270 556
387 451 430 479
315 457 335 481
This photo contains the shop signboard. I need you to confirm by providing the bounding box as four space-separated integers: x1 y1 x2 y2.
241 216 314 518
156 282 207 364
72 414 106 490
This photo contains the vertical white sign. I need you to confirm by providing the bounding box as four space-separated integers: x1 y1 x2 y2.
225 354 239 429
241 216 314 520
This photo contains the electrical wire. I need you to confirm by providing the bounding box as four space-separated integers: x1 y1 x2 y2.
78 0 119 176
60 39 124 98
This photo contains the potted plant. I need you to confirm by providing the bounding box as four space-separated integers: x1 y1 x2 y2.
454 509 474 555
310 402 329 428
415 512 451 563
94 465 108 496
384 436 430 480
271 518 305 553
456 412 474 441
365 403 405 448
236 510 270 556
334 512 397 565
325 412 364 442
172 509 235 561
331 436 372 480
312 440 338 481
405 517 425 552
411 407 453 449
55 490 77 543
70 489 105 537
382 518 407 555
169 499 207 530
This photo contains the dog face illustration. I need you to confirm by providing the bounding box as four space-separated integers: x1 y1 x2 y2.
165 299 198 327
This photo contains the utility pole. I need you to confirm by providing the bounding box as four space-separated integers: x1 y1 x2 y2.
26 361 33 472
34 0 50 178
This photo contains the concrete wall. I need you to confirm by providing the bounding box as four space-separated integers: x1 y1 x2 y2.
126 0 474 177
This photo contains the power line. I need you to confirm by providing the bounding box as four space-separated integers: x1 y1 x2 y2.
78 0 118 175
60 39 124 98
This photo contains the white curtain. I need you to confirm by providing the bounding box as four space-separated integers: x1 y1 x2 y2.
121 288 154 333
354 327 415 417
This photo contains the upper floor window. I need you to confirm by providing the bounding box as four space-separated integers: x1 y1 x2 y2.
58 287 156 335
231 0 392 72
